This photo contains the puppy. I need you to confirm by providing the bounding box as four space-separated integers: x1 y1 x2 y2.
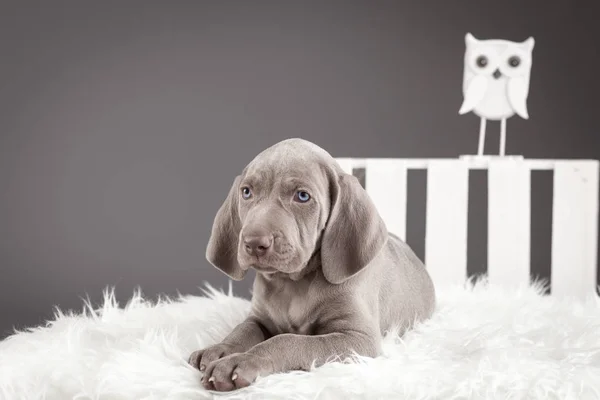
189 138 436 392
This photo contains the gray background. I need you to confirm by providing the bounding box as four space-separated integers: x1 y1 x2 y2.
1 1 599 338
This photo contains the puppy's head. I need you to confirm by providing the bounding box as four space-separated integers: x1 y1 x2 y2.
206 138 388 284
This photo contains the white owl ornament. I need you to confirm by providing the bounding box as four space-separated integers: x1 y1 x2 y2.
459 33 535 157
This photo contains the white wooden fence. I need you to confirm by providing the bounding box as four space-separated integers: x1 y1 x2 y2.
335 157 600 300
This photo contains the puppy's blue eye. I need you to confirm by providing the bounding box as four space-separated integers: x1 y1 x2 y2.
241 187 252 199
295 191 310 203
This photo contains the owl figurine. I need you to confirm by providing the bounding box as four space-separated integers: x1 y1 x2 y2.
459 33 535 157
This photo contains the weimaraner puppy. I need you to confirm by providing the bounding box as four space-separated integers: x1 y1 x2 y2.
188 138 436 392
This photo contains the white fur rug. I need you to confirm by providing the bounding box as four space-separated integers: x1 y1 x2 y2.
1 278 599 400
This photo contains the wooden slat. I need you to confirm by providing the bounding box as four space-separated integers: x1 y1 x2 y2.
365 159 408 240
336 157 564 171
551 161 600 299
336 158 354 175
425 160 470 287
487 160 532 288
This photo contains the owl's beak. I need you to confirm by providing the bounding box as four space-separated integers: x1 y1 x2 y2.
492 69 502 79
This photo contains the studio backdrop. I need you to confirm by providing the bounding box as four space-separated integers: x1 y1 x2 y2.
1 1 599 338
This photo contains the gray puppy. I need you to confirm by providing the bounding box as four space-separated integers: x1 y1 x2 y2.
189 138 436 392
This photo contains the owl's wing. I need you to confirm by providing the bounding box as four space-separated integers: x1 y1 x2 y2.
507 77 530 119
459 75 487 115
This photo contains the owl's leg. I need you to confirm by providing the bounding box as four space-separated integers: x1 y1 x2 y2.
499 118 507 156
477 117 487 156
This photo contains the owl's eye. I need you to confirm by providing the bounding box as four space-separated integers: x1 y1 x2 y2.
476 56 488 68
508 56 521 67
294 190 311 203
241 187 252 199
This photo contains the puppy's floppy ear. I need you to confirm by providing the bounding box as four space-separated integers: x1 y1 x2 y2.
206 175 246 281
321 170 388 284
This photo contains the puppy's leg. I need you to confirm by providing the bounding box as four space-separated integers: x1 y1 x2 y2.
204 328 380 391
252 330 380 371
188 316 270 376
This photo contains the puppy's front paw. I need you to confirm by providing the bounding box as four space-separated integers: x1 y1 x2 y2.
188 342 241 372
202 352 274 392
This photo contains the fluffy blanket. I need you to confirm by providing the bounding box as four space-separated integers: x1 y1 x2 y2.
1 278 599 400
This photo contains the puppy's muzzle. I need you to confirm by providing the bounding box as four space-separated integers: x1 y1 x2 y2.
243 228 273 257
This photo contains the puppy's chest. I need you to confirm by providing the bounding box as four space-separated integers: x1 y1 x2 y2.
262 284 319 335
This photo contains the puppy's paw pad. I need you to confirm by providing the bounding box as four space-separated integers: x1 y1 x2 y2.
214 379 236 392
232 370 252 389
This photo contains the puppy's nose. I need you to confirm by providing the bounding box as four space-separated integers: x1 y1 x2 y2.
243 233 273 257
492 68 502 79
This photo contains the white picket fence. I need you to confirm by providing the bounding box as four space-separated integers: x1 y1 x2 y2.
335 157 600 300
